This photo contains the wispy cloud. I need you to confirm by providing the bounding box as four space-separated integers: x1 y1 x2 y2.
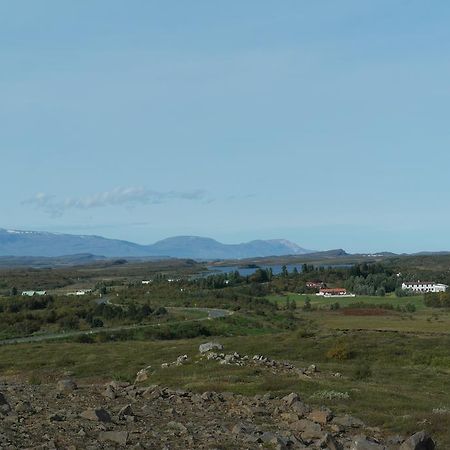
23 187 210 217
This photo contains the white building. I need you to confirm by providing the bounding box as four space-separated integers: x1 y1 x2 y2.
401 281 448 293
21 290 47 296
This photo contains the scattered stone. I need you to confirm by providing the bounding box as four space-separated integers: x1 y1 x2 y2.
199 342 223 353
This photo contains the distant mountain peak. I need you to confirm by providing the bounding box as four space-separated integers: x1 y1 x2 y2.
0 228 313 259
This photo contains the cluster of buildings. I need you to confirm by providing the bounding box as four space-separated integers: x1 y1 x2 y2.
316 287 355 298
305 279 448 298
305 280 355 298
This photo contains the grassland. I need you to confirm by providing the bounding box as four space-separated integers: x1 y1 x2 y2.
1 325 450 446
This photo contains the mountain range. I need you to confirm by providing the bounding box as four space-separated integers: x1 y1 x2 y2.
0 229 312 260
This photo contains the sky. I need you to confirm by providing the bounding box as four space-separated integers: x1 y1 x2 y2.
1 1 450 253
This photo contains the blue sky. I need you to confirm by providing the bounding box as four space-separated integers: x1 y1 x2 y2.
1 1 450 253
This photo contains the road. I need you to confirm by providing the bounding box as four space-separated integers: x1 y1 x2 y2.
0 307 232 346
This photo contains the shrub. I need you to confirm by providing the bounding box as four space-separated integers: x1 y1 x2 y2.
326 342 353 360
352 362 372 380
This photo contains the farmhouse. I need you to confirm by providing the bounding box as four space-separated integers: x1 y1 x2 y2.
401 281 448 293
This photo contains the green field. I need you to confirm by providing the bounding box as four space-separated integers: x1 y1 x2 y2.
268 293 425 309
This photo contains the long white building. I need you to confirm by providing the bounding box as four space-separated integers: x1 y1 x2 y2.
401 281 448 293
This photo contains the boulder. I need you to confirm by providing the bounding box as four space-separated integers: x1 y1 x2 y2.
399 431 435 450
135 365 152 383
117 404 133 421
80 408 111 422
291 400 310 416
291 419 324 440
308 408 332 425
282 392 300 406
350 437 386 450
199 342 223 353
56 379 77 393
317 433 342 450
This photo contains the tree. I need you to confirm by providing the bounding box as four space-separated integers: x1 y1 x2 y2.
10 287 18 296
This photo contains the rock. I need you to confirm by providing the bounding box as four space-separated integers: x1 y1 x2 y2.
317 432 342 450
15 401 33 414
231 423 248 434
56 379 77 393
291 400 310 416
282 392 300 406
118 404 133 420
102 384 117 400
280 412 300 422
0 393 11 414
80 408 112 422
291 419 324 440
135 365 152 383
99 431 129 445
48 412 65 422
199 342 223 353
399 431 435 450
308 408 332 425
350 437 386 449
201 391 213 401
175 355 188 365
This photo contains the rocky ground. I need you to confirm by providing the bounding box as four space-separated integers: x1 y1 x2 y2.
0 343 436 449
0 379 435 450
